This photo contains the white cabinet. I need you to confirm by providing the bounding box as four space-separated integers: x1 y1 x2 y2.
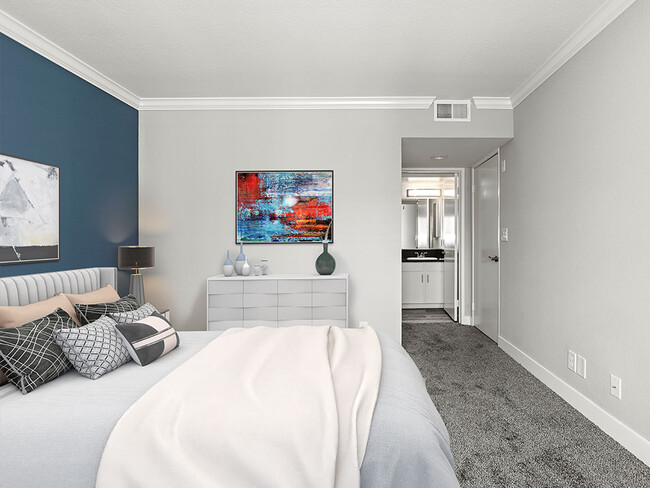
207 274 348 331
402 262 444 308
402 270 426 304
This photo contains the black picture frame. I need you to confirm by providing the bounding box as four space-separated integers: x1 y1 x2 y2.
235 170 334 244
0 153 61 264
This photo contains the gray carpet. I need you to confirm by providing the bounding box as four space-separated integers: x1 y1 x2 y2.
402 309 650 488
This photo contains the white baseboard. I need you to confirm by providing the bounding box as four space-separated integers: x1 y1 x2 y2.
498 337 650 467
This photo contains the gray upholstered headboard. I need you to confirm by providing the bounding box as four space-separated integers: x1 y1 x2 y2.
0 268 118 307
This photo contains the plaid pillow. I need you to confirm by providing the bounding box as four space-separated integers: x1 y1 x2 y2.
110 303 157 324
53 315 131 380
0 308 77 394
74 295 140 325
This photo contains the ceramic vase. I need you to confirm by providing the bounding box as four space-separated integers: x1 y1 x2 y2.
234 242 246 275
223 250 234 277
241 257 251 276
315 241 336 275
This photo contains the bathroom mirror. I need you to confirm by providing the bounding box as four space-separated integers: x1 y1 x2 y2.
401 199 440 249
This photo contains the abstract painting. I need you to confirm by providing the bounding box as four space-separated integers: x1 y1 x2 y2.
237 171 333 243
0 154 60 264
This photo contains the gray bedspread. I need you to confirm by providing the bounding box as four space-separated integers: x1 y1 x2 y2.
0 331 458 488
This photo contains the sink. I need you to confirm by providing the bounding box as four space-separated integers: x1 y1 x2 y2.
406 257 441 261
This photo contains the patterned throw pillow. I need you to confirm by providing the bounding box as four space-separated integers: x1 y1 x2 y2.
115 312 180 366
0 308 77 394
74 295 140 325
110 303 158 324
53 316 131 380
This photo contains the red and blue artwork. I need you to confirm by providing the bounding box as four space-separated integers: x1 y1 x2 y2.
237 171 333 243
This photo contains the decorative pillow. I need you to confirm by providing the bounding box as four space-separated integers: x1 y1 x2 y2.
0 294 80 328
0 308 77 394
53 316 131 380
110 303 158 324
115 312 180 366
74 295 140 325
64 285 120 306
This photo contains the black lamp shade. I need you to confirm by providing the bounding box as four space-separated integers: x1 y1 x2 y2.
118 246 155 270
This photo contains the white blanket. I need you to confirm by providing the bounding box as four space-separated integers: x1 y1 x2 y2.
96 325 382 488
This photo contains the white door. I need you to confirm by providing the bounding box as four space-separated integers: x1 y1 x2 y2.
402 271 425 304
443 177 458 320
475 155 499 342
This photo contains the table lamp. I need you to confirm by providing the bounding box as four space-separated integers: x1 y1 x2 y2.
118 245 155 304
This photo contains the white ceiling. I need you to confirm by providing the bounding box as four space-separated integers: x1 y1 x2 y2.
402 138 512 168
0 0 610 99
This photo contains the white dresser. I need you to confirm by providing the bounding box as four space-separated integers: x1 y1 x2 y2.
206 273 349 331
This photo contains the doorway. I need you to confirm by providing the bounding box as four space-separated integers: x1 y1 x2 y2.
473 153 500 342
401 170 463 322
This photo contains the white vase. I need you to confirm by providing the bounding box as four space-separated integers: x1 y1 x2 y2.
241 257 251 276
234 242 246 275
223 250 235 277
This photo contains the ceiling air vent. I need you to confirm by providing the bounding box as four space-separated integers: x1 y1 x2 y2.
434 100 471 122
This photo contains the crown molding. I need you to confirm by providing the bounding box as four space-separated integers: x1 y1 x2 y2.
0 9 140 109
510 0 638 108
138 96 436 111
472 97 512 110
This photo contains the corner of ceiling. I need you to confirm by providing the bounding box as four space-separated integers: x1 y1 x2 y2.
509 0 638 108
0 8 141 109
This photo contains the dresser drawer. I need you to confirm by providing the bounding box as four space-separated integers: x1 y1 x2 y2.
278 307 312 320
312 319 347 328
278 280 312 294
208 280 243 295
208 307 243 321
244 280 277 294
243 293 278 308
208 293 243 308
243 307 277 321
278 319 312 328
242 320 277 328
312 293 346 307
312 306 347 320
312 280 346 293
278 293 311 307
208 320 242 331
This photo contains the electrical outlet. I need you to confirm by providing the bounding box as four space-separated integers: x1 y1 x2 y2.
500 228 509 242
610 375 622 399
567 351 577 372
576 355 587 378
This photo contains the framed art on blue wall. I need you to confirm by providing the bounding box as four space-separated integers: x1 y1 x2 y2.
236 170 333 243
0 154 60 264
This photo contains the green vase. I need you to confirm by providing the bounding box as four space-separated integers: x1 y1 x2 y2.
316 242 336 275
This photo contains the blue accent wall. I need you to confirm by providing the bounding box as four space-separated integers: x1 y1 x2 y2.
0 34 138 293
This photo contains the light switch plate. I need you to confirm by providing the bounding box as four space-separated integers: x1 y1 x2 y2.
576 355 587 378
610 375 622 399
500 228 509 242
501 159 506 172
567 350 577 373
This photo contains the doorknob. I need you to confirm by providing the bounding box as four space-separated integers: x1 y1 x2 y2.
488 255 499 262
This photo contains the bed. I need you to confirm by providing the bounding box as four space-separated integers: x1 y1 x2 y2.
0 267 458 488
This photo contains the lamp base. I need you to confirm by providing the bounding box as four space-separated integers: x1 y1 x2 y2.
129 273 145 305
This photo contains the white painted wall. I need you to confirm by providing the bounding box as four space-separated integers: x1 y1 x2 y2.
139 107 512 341
500 0 650 447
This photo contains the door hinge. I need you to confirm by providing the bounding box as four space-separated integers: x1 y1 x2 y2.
472 302 475 311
